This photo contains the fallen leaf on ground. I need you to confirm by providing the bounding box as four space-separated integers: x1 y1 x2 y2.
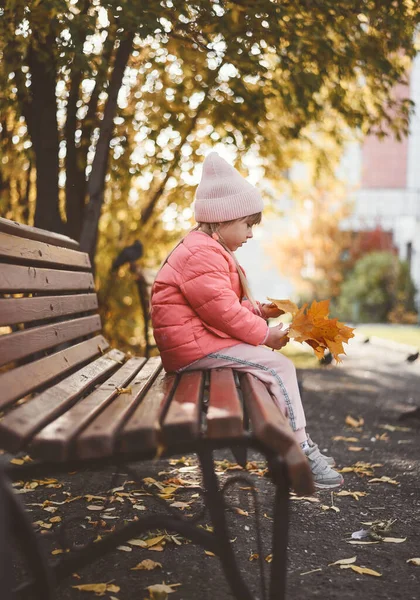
117 545 132 552
332 436 359 442
407 558 420 565
204 550 216 557
9 454 32 465
340 565 382 577
348 447 365 452
335 491 367 501
368 476 399 485
328 556 357 566
87 505 105 511
85 495 106 502
145 535 166 547
346 541 379 545
378 424 411 432
265 554 273 563
72 582 120 594
290 495 320 503
249 553 259 561
149 544 165 552
169 502 191 510
146 582 180 599
131 559 162 571
177 466 199 473
143 477 163 489
321 505 340 513
234 507 249 516
382 537 407 543
338 462 382 476
345 416 364 428
34 521 52 529
128 538 148 548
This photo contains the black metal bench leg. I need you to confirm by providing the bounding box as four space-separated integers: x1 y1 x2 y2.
0 471 15 600
269 460 289 600
230 445 247 467
1 470 55 600
198 450 255 600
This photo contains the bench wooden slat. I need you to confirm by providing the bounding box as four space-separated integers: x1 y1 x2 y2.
120 368 177 454
161 370 203 445
0 349 125 453
241 373 314 496
0 217 80 250
0 314 102 367
75 356 162 459
206 369 243 439
0 335 109 410
0 232 91 270
31 357 146 460
0 294 98 327
0 263 95 293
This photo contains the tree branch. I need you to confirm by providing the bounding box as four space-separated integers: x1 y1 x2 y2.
140 66 222 225
80 30 135 262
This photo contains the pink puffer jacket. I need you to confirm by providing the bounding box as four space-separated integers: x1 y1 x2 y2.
151 231 268 372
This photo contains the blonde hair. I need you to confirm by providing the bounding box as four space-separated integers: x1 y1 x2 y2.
198 213 262 313
156 213 262 313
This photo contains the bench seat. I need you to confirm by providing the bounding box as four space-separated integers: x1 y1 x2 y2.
0 216 313 600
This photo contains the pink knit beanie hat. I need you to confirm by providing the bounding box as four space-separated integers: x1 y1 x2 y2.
194 152 264 223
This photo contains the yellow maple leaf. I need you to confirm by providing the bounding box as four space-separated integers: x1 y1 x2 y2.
284 299 355 361
307 299 330 321
266 297 299 316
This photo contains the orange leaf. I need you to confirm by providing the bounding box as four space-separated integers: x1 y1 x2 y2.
267 298 299 316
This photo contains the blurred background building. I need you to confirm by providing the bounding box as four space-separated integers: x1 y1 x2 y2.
342 53 420 307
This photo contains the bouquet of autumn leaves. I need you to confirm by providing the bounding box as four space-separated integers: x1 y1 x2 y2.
267 298 355 363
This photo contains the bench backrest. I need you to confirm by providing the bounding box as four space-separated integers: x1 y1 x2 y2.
0 217 108 412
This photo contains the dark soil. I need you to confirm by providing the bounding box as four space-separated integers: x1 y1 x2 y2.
8 340 420 600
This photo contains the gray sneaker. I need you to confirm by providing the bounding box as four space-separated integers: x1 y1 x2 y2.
304 444 344 489
307 434 336 467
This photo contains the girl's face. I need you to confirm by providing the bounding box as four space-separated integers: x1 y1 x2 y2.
218 217 256 251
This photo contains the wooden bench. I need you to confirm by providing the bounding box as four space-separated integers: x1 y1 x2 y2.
0 216 314 600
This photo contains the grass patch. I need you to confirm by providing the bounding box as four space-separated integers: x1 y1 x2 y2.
356 325 420 348
280 344 319 369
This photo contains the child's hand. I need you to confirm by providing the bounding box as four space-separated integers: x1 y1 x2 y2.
260 302 285 320
265 324 290 350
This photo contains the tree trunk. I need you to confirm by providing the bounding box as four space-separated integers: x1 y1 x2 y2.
27 40 64 234
64 0 92 240
65 69 85 240
80 31 134 263
71 30 116 242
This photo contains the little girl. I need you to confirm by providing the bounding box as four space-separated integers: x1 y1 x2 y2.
151 152 343 489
